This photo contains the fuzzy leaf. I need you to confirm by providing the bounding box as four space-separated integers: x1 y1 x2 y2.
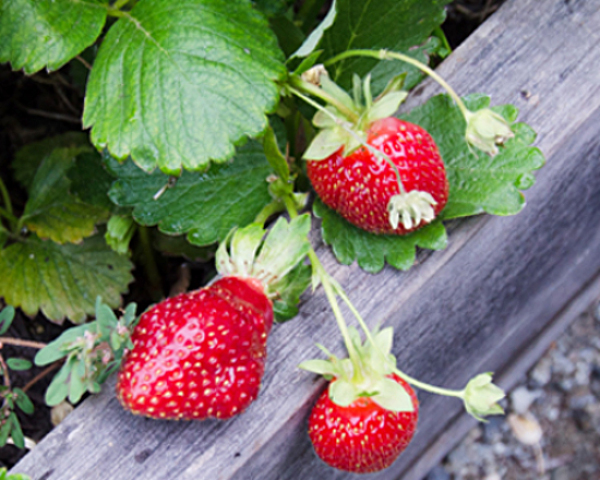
318 0 450 90
106 140 274 246
0 234 134 324
9 413 24 449
35 324 92 365
402 94 545 220
0 306 15 335
0 0 107 74
45 360 72 406
12 133 89 193
314 198 447 273
21 147 108 244
83 0 286 174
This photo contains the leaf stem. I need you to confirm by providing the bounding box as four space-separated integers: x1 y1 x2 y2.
0 338 46 350
323 49 470 120
0 353 10 390
283 194 362 371
111 0 132 10
137 226 163 301
287 86 406 194
393 367 465 398
288 76 360 123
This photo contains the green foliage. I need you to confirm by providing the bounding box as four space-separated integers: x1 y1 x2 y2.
317 0 451 89
0 467 31 480
0 234 134 324
21 147 108 244
83 0 286 174
36 298 137 405
0 0 107 74
402 94 545 220
0 306 15 335
314 199 447 273
6 359 32 371
106 140 274 246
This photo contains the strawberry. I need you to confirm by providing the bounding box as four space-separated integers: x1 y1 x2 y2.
116 216 311 420
307 117 448 235
300 327 419 473
309 374 418 473
300 72 448 234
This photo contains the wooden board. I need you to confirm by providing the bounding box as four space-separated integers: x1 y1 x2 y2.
12 0 600 478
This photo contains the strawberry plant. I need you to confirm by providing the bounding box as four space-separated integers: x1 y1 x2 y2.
0 0 544 474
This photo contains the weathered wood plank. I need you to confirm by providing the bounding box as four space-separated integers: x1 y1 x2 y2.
12 0 600 478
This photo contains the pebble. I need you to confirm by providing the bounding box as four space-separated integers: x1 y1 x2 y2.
510 386 541 414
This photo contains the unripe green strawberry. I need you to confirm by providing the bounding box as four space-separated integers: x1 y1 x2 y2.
116 216 311 420
309 374 419 473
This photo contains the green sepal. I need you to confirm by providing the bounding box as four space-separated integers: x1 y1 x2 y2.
217 215 311 293
271 262 311 322
371 377 414 412
463 372 505 422
329 378 358 407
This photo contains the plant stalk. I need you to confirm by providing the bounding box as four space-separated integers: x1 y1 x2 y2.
323 49 470 120
0 338 46 350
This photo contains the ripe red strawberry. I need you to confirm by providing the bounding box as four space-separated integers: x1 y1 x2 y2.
307 117 448 235
116 216 311 420
116 276 272 420
309 374 419 473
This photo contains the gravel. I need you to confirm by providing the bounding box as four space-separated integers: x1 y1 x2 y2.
429 301 600 480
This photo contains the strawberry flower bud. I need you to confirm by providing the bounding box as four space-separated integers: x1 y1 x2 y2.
463 372 505 422
387 190 438 230
465 108 514 156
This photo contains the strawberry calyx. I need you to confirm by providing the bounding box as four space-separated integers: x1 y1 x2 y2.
216 215 311 320
300 326 415 413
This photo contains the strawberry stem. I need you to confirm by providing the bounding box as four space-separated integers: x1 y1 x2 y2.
284 194 363 377
323 49 471 121
393 368 465 399
288 76 360 123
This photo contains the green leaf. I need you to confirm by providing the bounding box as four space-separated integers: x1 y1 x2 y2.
262 125 290 182
12 133 89 193
13 389 34 415
401 94 545 219
68 359 86 404
106 140 274 246
9 413 24 449
0 234 134 324
271 262 311 322
45 360 72 406
318 0 451 89
314 198 447 273
0 306 15 335
95 297 118 341
6 358 32 371
253 0 293 17
21 147 109 244
0 0 107 74
291 0 337 58
35 324 92 365
152 231 215 261
69 151 117 211
0 417 11 447
83 0 286 174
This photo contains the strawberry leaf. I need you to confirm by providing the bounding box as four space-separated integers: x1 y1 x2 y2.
314 198 447 273
21 147 109 244
106 140 274 246
12 133 89 193
0 0 107 74
401 94 545 220
69 151 118 211
318 0 450 91
0 234 134 324
83 0 286 174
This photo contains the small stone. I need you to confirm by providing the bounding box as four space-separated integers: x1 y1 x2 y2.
510 386 541 414
425 465 451 480
530 357 552 386
51 401 74 426
508 412 543 445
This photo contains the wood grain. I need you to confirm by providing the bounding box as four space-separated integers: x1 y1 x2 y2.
12 0 600 478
